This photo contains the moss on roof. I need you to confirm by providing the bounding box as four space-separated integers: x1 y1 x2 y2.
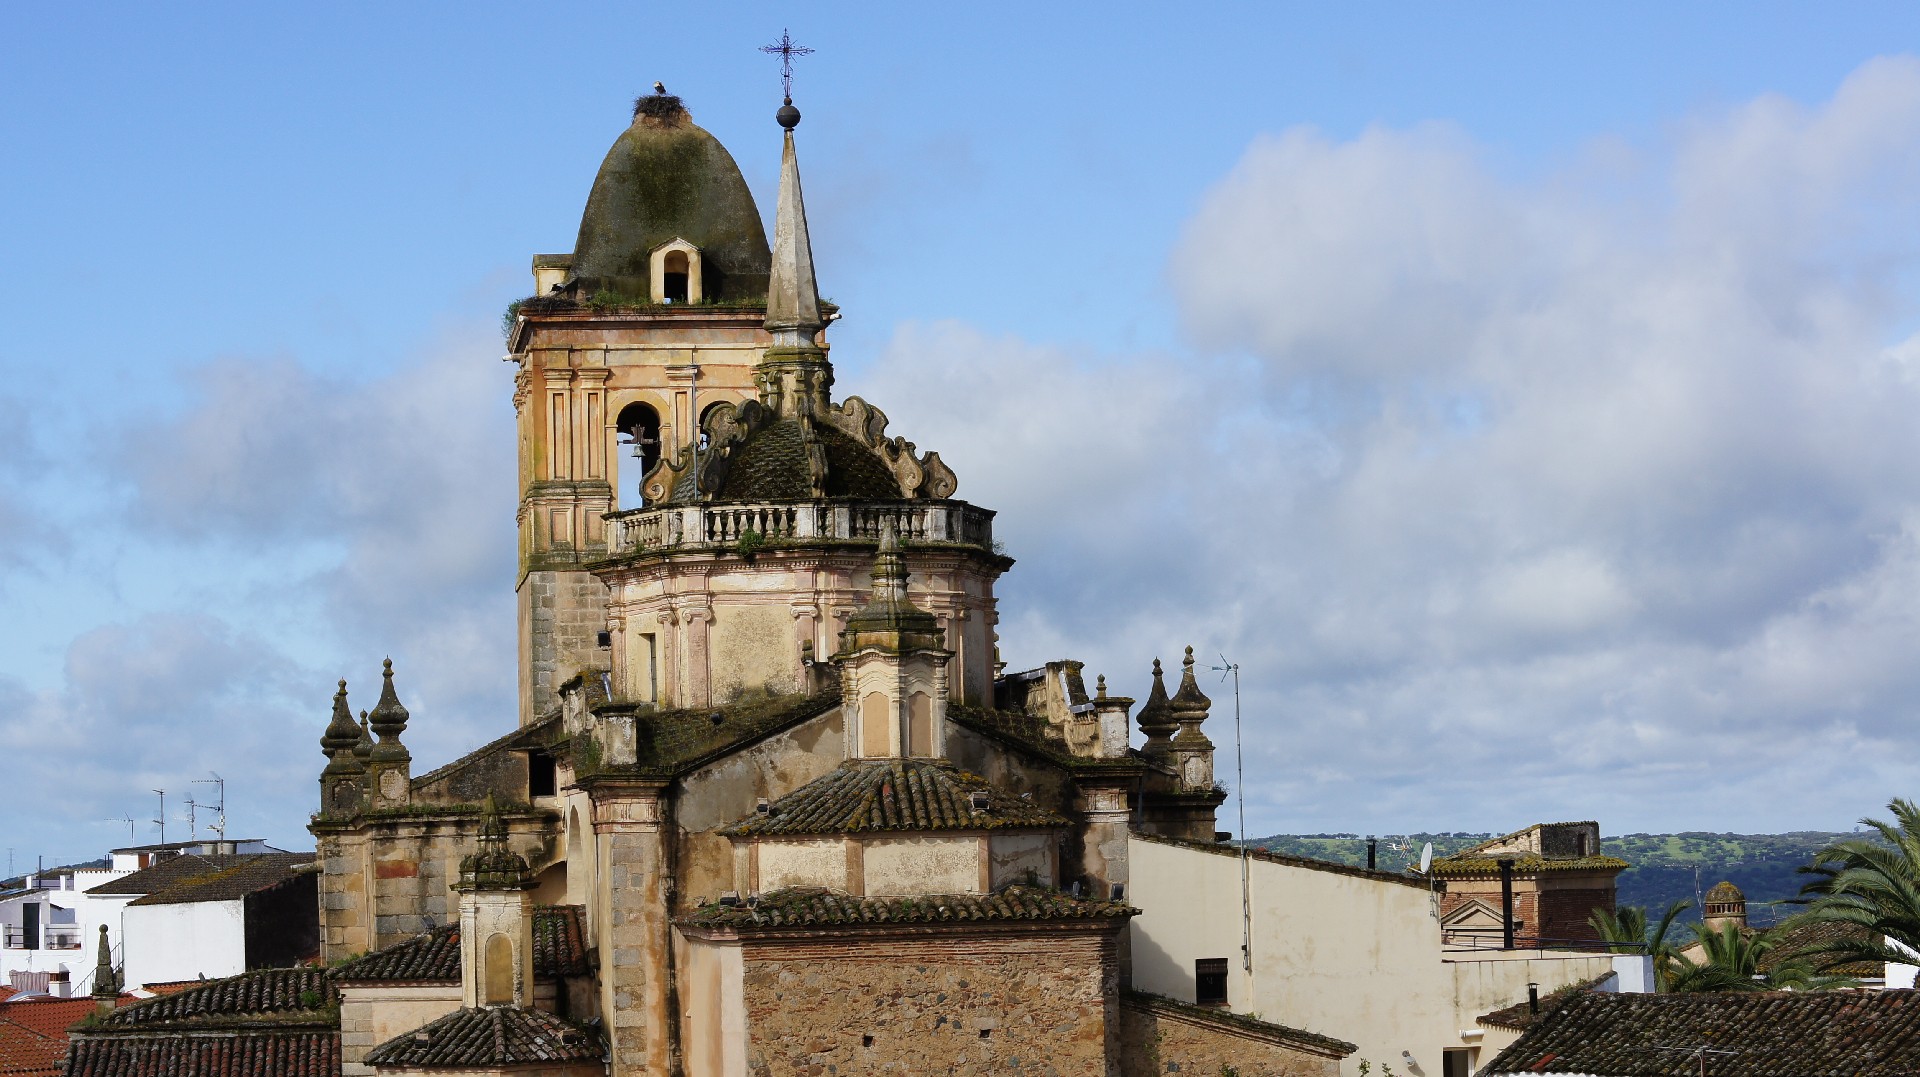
1428 854 1629 877
722 759 1066 837
1124 990 1355 1058
681 885 1134 930
579 689 840 780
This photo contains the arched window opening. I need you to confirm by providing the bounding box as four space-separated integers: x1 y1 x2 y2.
662 250 690 303
698 401 729 453
483 933 514 1005
616 402 662 510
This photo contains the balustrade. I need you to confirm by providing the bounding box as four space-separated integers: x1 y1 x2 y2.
604 500 995 557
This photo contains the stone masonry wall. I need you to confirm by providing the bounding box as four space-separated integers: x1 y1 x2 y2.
739 928 1120 1076
523 568 610 725
1117 996 1344 1077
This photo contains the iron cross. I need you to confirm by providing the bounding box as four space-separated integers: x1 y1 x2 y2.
759 29 813 99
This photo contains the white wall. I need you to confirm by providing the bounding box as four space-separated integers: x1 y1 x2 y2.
1129 837 1612 1076
122 899 247 989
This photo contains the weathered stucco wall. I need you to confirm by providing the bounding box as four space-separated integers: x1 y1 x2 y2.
673 708 846 908
1128 837 1612 1076
863 836 978 896
989 832 1055 889
338 983 463 1073
735 928 1120 1076
1117 996 1344 1077
122 900 245 989
756 839 846 891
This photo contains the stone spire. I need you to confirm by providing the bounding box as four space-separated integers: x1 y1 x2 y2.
1135 658 1177 759
320 680 361 768
763 102 822 349
456 794 533 892
756 99 833 421
365 658 413 810
1170 647 1214 747
354 711 374 763
367 659 411 764
1169 646 1217 792
838 521 943 654
90 924 118 1002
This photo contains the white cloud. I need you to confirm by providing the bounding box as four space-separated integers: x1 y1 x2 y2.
866 56 1920 836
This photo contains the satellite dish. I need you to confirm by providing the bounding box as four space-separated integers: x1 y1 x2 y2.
1418 842 1434 875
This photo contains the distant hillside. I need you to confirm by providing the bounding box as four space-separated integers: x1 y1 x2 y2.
1251 831 1860 925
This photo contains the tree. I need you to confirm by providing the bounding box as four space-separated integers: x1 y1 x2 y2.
1789 796 1920 972
1666 921 1860 992
1589 900 1692 990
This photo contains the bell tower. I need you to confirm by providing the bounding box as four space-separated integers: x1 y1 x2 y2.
505 90 779 725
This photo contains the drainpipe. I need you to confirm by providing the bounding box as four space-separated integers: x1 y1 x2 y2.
1499 858 1516 950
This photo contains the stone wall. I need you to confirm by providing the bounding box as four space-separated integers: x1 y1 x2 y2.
736 926 1121 1076
1118 993 1347 1077
521 568 611 726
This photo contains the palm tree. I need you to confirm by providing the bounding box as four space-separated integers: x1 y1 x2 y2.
1666 920 1771 992
1789 796 1920 972
1589 900 1692 990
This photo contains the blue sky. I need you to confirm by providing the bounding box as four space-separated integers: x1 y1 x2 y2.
5 3 1920 865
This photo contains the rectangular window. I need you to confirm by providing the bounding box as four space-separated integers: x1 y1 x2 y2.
528 751 557 798
1195 957 1228 1007
1443 1049 1474 1077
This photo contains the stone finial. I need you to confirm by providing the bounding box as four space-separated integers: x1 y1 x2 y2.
763 113 823 348
1135 658 1178 755
456 793 533 892
837 520 944 656
1096 674 1107 700
320 679 360 759
367 658 412 760
91 924 117 999
1171 646 1214 746
354 711 374 762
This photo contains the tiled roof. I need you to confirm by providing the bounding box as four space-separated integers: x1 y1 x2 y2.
0 998 131 1077
1123 991 1355 1059
331 905 589 983
1132 830 1432 889
681 886 1135 930
410 713 565 792
85 852 312 901
363 1006 601 1068
591 691 842 778
1761 919 1885 977
65 1031 338 1077
125 853 315 906
1428 853 1629 877
1476 974 1614 1032
724 759 1066 837
1482 990 1920 1075
96 969 334 1029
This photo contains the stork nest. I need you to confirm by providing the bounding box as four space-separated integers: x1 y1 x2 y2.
633 93 686 119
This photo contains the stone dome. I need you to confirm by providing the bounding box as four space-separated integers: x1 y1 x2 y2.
671 418 904 503
568 96 771 301
1704 880 1745 904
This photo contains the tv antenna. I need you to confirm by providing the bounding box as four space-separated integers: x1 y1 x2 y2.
1645 1045 1737 1077
182 796 198 840
151 789 166 844
194 773 227 840
1210 654 1252 976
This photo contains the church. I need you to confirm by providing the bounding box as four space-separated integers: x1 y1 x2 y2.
295 86 1358 1076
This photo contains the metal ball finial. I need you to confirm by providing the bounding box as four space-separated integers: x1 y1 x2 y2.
776 96 801 129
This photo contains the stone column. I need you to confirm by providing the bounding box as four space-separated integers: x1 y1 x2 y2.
655 610 679 707
680 604 712 709
592 779 676 1077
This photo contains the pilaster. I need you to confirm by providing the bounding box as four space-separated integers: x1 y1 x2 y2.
591 779 676 1077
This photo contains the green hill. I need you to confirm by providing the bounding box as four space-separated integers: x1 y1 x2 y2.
1251 831 1858 925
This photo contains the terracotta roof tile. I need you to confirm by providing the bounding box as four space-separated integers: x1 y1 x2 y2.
64 1031 338 1077
681 885 1134 930
125 854 316 906
97 969 333 1029
1476 974 1613 1032
0 998 131 1077
363 1006 601 1068
331 905 589 983
1482 990 1920 1075
1761 919 1885 977
724 758 1065 837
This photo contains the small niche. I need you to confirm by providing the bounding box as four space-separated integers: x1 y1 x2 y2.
862 1035 874 1048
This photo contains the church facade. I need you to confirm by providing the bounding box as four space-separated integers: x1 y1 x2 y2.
306 89 1346 1077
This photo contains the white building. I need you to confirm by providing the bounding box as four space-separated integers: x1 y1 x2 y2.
1128 833 1628 1077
